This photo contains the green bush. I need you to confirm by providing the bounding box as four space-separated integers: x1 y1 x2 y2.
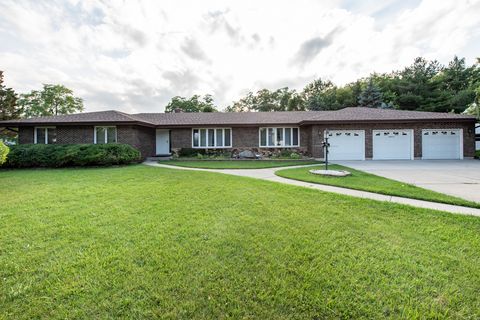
289 152 301 159
0 141 9 165
178 148 231 159
3 144 141 168
476 150 480 159
178 148 206 157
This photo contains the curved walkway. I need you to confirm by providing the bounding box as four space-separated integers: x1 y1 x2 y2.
143 161 480 217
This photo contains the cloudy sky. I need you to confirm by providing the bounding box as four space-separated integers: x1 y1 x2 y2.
1 0 479 113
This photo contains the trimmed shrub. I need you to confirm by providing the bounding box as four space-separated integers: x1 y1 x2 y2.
178 148 231 159
289 152 301 159
178 148 206 157
3 144 141 168
0 141 9 165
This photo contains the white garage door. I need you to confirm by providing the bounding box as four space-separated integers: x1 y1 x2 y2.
373 129 413 160
422 129 463 159
327 130 365 160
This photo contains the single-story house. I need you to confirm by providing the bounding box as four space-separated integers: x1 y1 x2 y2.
0 107 476 160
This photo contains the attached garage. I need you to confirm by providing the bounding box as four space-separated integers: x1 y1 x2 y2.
327 130 365 160
373 129 413 160
422 129 463 159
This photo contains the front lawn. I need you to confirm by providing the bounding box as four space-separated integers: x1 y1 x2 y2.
165 159 319 169
276 164 480 208
1 165 480 318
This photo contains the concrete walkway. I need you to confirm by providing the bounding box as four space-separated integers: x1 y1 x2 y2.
143 161 480 217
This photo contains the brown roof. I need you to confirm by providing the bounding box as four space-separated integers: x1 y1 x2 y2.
0 107 475 127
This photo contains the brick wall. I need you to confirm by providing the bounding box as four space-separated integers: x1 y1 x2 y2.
18 125 155 159
18 126 34 144
309 121 476 159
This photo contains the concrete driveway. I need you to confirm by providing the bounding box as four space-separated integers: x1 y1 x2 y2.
334 160 480 203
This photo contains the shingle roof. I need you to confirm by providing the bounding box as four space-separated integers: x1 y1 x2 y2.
0 107 475 127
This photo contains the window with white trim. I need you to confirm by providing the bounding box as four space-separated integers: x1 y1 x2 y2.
34 127 57 144
192 128 231 148
94 126 117 144
259 127 299 147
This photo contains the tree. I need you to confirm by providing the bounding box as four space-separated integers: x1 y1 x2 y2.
301 78 341 111
18 84 84 118
165 94 218 113
227 88 305 112
0 71 20 120
358 79 383 108
0 71 21 144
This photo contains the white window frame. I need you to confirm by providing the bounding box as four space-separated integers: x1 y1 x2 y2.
192 128 232 149
94 126 117 144
259 127 300 148
34 126 56 144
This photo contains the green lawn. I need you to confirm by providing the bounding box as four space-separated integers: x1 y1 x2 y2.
276 164 480 208
165 159 320 169
1 165 480 319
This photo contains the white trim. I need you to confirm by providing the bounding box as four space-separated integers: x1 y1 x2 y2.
372 129 414 160
259 127 300 148
421 128 463 160
34 126 56 144
191 128 232 149
94 126 117 144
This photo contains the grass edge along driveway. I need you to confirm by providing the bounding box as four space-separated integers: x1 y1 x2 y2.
1 165 480 318
275 164 480 208
164 159 320 169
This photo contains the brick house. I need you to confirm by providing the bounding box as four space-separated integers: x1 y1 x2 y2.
0 107 476 160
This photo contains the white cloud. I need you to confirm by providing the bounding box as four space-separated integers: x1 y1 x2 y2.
0 0 479 112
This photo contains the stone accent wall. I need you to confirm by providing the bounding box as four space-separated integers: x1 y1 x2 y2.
309 121 476 159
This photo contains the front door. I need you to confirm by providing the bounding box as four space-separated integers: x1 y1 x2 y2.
156 129 170 155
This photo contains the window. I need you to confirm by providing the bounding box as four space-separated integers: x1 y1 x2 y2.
192 128 232 148
94 126 117 144
259 127 300 147
34 127 56 144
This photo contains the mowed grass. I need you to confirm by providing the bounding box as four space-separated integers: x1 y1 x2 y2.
166 159 319 169
276 164 480 208
1 165 480 319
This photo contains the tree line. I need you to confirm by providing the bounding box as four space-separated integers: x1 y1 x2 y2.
166 56 480 116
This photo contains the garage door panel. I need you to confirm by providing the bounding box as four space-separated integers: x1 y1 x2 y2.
373 129 413 160
422 129 462 160
327 130 365 160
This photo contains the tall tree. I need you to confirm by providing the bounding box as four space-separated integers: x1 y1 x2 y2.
18 84 84 117
301 78 341 111
0 71 20 120
165 94 218 113
227 88 304 112
358 79 383 108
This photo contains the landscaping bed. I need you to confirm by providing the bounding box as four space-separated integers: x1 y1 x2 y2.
1 165 480 318
276 164 480 208
165 159 320 169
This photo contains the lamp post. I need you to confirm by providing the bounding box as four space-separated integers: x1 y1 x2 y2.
321 129 330 171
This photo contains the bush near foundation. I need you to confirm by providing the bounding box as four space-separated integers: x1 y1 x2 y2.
3 143 141 168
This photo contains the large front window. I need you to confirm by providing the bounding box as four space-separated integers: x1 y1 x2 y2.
34 127 56 144
259 127 299 147
192 128 231 148
94 126 117 144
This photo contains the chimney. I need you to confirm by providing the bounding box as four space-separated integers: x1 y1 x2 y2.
174 108 183 113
